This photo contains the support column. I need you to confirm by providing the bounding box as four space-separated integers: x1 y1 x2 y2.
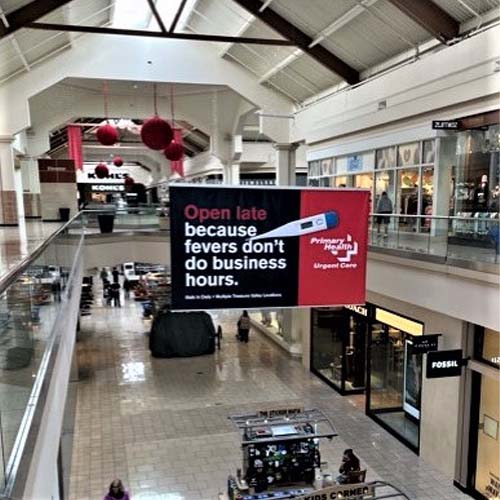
223 163 240 185
0 136 19 225
274 143 298 186
20 156 42 218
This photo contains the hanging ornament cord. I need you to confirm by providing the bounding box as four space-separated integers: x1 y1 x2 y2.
154 83 158 115
170 84 175 133
103 81 109 122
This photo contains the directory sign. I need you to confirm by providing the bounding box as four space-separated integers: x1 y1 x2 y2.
169 185 370 310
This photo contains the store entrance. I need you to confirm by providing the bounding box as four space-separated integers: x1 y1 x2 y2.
366 307 423 452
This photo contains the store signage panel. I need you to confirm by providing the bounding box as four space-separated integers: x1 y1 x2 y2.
170 185 370 310
426 349 464 378
375 308 423 336
432 120 460 130
345 304 369 317
294 483 375 500
408 334 440 354
91 184 125 192
347 155 363 173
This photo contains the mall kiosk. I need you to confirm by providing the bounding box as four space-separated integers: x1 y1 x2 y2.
224 408 337 500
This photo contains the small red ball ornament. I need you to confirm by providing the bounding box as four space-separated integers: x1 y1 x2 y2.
124 176 135 186
96 124 118 146
113 155 123 167
164 142 184 161
141 115 173 150
95 163 109 179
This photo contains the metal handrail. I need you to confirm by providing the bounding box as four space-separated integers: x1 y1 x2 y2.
0 211 82 294
370 213 499 221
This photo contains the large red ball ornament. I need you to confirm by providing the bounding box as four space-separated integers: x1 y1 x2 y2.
124 176 135 186
95 163 109 179
96 124 118 146
113 155 123 167
141 115 173 150
164 142 184 161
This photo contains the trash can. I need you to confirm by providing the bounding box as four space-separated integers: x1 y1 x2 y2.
98 213 115 233
59 207 70 222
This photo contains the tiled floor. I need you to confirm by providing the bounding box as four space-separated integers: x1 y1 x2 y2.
68 295 471 500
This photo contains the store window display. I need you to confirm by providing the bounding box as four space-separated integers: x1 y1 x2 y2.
366 307 423 451
250 310 285 339
310 307 367 394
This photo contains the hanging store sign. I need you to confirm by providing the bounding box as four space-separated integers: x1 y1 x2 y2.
432 120 460 130
426 349 465 378
295 483 375 500
169 185 370 310
345 304 369 317
91 184 125 192
407 334 440 354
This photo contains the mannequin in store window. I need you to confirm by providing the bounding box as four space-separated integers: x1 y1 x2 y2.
474 174 489 212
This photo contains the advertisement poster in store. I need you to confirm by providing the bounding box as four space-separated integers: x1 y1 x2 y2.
170 185 370 310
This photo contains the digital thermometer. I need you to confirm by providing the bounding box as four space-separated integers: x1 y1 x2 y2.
250 211 339 241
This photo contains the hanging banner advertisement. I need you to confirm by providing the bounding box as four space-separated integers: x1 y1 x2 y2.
170 185 370 310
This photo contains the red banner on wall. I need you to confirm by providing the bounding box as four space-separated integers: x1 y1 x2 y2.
67 125 83 170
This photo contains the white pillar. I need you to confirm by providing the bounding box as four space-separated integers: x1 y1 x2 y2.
20 156 42 218
223 163 240 185
0 136 19 225
274 143 297 186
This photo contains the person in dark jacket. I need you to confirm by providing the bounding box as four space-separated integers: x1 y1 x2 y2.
103 479 130 500
337 449 361 484
237 310 251 343
110 282 121 307
112 267 120 284
376 192 393 239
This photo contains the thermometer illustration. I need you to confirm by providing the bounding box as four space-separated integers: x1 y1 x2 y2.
250 211 339 241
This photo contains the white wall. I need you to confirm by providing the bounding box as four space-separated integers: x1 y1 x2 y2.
292 26 500 145
40 183 79 221
367 253 500 332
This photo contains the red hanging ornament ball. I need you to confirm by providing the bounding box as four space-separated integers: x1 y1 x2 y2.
96 124 118 146
124 176 135 186
95 163 109 179
141 115 173 150
113 155 123 167
164 142 184 161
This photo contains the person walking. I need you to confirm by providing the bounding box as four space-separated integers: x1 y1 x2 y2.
112 267 120 284
110 281 121 307
237 310 251 343
100 268 108 284
103 479 130 500
376 191 393 239
123 279 131 299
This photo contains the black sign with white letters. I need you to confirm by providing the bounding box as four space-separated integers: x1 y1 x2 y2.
432 120 460 130
426 349 464 378
409 334 440 354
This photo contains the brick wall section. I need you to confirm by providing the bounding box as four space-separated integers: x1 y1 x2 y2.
0 190 18 224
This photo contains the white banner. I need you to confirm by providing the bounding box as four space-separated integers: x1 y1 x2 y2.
294 483 374 500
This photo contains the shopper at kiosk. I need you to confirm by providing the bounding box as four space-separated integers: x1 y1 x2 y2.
337 449 361 484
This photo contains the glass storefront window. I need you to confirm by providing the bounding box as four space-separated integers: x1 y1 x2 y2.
420 167 434 232
311 308 367 393
376 147 396 169
397 142 421 166
475 327 500 369
250 310 285 338
354 173 373 190
367 308 423 450
335 176 348 187
423 140 435 164
474 375 499 499
321 158 334 176
308 161 320 178
397 168 420 232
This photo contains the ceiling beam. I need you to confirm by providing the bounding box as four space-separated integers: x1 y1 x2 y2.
0 0 73 39
386 0 459 42
146 0 167 33
231 0 359 84
27 22 297 46
169 0 188 32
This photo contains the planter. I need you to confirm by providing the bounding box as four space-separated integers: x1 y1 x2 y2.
59 207 70 222
97 214 115 233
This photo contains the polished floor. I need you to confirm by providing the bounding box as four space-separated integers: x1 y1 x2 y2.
67 295 471 500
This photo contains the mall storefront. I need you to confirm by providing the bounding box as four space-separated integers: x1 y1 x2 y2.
310 303 424 452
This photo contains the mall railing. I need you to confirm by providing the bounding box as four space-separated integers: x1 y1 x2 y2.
80 206 169 233
369 213 499 266
0 214 85 498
